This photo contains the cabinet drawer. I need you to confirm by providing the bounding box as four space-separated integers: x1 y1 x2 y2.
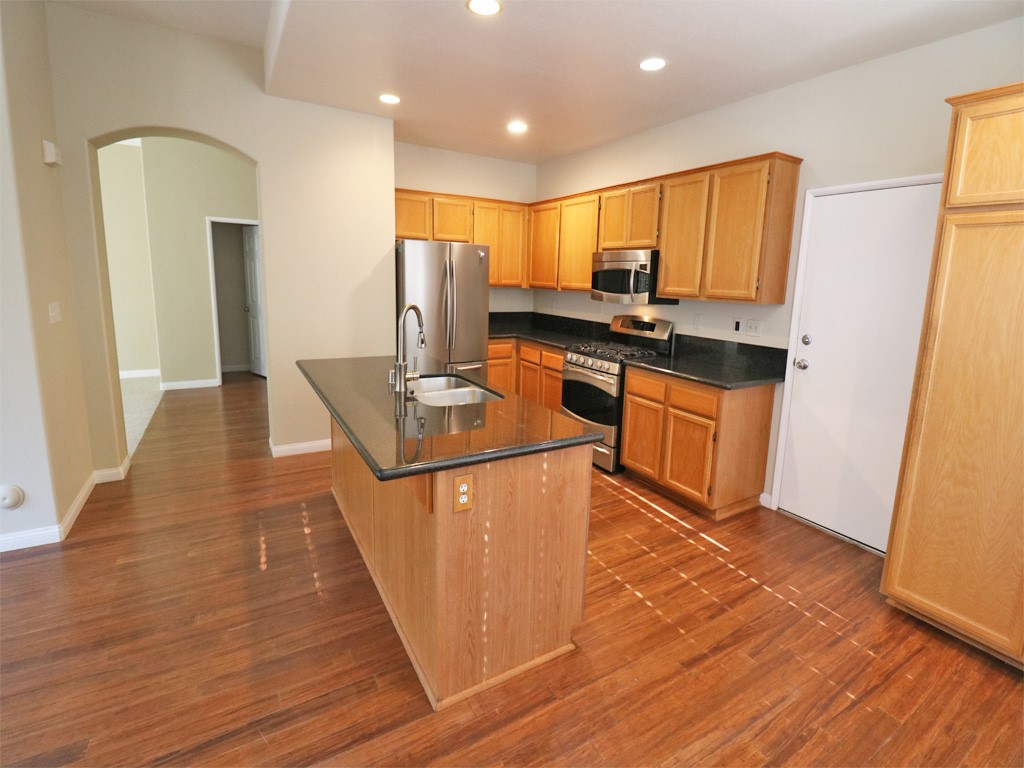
625 369 667 403
488 340 514 360
668 380 720 419
541 350 564 371
519 344 541 365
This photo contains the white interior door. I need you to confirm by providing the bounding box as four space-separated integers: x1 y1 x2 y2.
778 180 941 552
242 225 267 377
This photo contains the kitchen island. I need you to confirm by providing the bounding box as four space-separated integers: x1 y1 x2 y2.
297 356 601 710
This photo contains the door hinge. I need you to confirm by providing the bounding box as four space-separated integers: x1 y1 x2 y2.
712 431 717 442
766 172 771 183
755 280 760 291
708 485 713 497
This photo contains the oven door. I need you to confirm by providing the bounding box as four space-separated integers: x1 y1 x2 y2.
561 363 622 468
590 260 654 304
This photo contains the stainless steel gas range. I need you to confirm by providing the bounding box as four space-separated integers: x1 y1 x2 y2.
560 314 674 472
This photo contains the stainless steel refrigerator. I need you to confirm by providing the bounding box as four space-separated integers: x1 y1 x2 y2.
395 239 489 378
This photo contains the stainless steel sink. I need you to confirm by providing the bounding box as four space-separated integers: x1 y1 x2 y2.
407 375 502 407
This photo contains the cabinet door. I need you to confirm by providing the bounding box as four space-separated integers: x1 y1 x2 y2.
396 191 432 240
627 182 661 247
518 359 541 404
662 407 716 506
947 90 1024 207
621 393 664 481
529 203 560 289
598 188 630 249
487 340 515 392
498 204 528 287
703 159 770 301
558 194 600 291
658 172 710 298
474 201 501 285
883 210 1024 660
541 366 562 412
432 197 474 242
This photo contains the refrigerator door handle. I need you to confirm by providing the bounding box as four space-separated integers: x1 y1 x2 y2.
450 255 458 351
442 254 451 352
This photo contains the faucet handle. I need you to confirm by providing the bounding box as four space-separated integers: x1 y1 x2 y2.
417 330 425 348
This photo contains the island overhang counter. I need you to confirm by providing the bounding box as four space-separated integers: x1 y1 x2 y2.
298 356 602 710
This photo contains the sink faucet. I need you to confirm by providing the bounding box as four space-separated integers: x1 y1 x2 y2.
390 303 425 395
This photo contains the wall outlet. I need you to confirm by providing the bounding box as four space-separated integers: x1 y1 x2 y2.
732 318 742 334
48 301 62 324
454 474 474 512
744 319 763 337
694 313 703 330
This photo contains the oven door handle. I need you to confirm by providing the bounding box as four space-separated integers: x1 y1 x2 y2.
562 364 618 393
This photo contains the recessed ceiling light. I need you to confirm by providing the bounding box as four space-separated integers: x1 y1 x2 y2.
507 120 528 134
639 57 666 72
467 0 501 16
379 94 400 105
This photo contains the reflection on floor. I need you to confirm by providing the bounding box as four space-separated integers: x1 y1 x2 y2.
119 375 162 455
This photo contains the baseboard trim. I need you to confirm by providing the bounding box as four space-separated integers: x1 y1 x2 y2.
0 525 60 552
0 469 100 553
94 454 131 483
270 438 330 458
119 368 161 379
160 378 219 391
220 364 250 373
760 492 773 509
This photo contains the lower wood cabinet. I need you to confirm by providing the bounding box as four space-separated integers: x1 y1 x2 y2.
621 367 774 520
486 339 516 392
517 341 563 411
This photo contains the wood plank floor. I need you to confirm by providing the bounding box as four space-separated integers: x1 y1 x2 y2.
2 373 1021 767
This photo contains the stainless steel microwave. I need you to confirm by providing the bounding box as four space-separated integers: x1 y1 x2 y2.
590 250 679 305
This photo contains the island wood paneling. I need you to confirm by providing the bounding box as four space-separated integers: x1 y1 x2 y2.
0 374 1020 767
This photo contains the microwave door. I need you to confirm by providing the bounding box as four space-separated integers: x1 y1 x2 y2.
592 261 642 303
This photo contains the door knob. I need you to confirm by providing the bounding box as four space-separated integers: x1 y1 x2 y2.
801 334 812 345
795 359 810 370
244 306 251 312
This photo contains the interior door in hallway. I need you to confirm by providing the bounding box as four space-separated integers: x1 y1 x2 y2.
242 225 268 377
778 180 941 552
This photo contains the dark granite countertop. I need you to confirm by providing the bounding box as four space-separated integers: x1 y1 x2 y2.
297 356 602 481
489 312 787 390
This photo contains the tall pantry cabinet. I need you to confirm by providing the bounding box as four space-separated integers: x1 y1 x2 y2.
881 83 1024 666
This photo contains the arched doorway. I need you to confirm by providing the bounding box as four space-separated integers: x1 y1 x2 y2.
91 130 266 458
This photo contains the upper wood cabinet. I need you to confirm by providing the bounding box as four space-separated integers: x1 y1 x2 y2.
658 154 801 304
946 87 1024 207
598 182 660 250
557 194 600 291
475 201 528 287
398 149 801 303
882 83 1024 666
528 202 560 289
432 196 474 242
395 191 472 242
395 191 432 240
657 172 710 298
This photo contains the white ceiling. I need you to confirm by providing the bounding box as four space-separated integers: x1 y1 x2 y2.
69 0 1022 164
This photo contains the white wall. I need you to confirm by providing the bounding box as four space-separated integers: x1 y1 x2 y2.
395 142 537 202
1 0 96 547
534 19 1024 347
98 142 161 374
44 3 396 459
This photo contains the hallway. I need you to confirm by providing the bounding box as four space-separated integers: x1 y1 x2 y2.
0 374 1020 766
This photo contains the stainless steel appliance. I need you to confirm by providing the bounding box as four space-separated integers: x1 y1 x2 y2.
561 315 674 472
591 250 678 305
395 239 489 378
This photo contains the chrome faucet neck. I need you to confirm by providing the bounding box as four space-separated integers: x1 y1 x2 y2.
392 303 426 394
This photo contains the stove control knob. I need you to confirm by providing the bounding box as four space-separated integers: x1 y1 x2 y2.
567 354 575 363
603 362 610 370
